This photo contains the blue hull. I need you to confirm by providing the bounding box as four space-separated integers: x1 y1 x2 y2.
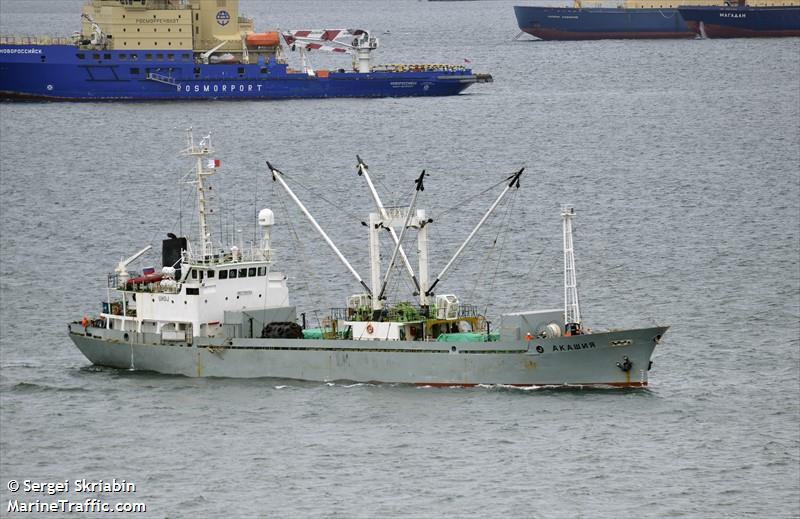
513 5 694 40
0 45 485 100
677 6 800 38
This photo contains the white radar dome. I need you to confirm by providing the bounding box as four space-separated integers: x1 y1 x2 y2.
258 208 275 227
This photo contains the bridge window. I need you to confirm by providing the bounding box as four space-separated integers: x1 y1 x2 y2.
191 269 197 279
257 267 266 276
238 268 248 278
76 53 85 59
156 53 163 60
145 53 152 60
118 53 127 60
130 67 140 74
219 270 228 280
93 53 100 60
228 269 237 279
104 53 111 60
207 270 215 278
186 288 199 295
182 54 190 61
248 267 256 277
167 53 174 61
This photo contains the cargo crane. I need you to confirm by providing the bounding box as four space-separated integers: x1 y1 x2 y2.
281 29 378 75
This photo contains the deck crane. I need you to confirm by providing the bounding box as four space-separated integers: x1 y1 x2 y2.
80 13 107 47
281 29 379 75
115 245 153 286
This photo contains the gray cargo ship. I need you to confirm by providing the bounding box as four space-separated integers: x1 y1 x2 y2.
68 132 667 387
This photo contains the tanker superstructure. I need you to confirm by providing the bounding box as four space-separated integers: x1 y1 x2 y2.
0 0 492 100
67 132 668 387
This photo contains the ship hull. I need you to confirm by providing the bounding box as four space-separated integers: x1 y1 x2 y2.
513 6 694 40
678 6 800 38
68 323 667 387
0 45 484 100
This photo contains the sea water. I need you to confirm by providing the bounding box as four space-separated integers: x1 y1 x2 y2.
1 1 798 517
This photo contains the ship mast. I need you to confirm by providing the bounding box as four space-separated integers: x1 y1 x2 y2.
267 162 373 297
562 205 581 326
425 168 524 297
182 129 216 261
356 156 420 294
377 171 426 302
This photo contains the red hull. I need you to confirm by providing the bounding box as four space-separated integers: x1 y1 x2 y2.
417 381 648 388
686 21 800 37
522 28 694 40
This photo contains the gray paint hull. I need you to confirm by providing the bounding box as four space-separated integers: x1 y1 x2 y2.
67 324 667 387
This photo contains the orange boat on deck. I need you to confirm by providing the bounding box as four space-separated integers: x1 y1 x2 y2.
246 32 280 47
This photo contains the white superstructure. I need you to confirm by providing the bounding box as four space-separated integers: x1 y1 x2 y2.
100 130 289 340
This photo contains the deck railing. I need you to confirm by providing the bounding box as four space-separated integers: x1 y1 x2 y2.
0 35 74 45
